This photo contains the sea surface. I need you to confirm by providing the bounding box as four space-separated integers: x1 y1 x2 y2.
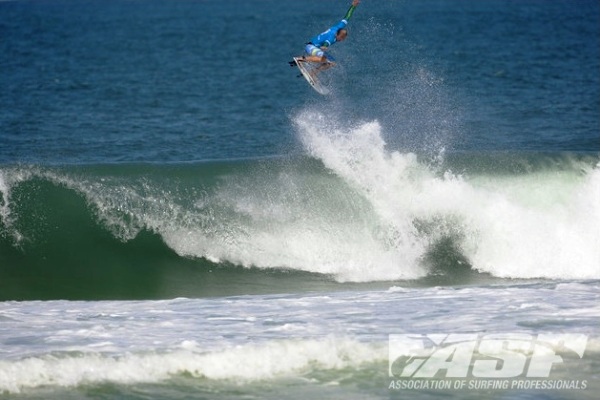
1 0 599 399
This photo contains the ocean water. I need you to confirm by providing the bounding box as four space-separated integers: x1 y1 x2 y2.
1 0 599 399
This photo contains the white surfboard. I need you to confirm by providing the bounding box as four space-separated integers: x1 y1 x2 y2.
293 57 330 95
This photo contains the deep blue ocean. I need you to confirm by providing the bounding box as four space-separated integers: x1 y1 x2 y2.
1 0 599 399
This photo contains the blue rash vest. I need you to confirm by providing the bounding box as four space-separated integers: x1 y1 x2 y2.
309 19 348 48
308 3 357 48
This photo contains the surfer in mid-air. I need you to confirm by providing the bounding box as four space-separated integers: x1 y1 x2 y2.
290 0 360 75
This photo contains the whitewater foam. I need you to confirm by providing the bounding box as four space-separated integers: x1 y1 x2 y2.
294 110 600 280
0 338 383 393
0 168 35 245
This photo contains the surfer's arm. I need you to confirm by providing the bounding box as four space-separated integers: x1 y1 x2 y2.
343 0 360 22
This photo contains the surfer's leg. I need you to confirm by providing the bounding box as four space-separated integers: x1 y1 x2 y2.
317 62 334 71
304 44 326 63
